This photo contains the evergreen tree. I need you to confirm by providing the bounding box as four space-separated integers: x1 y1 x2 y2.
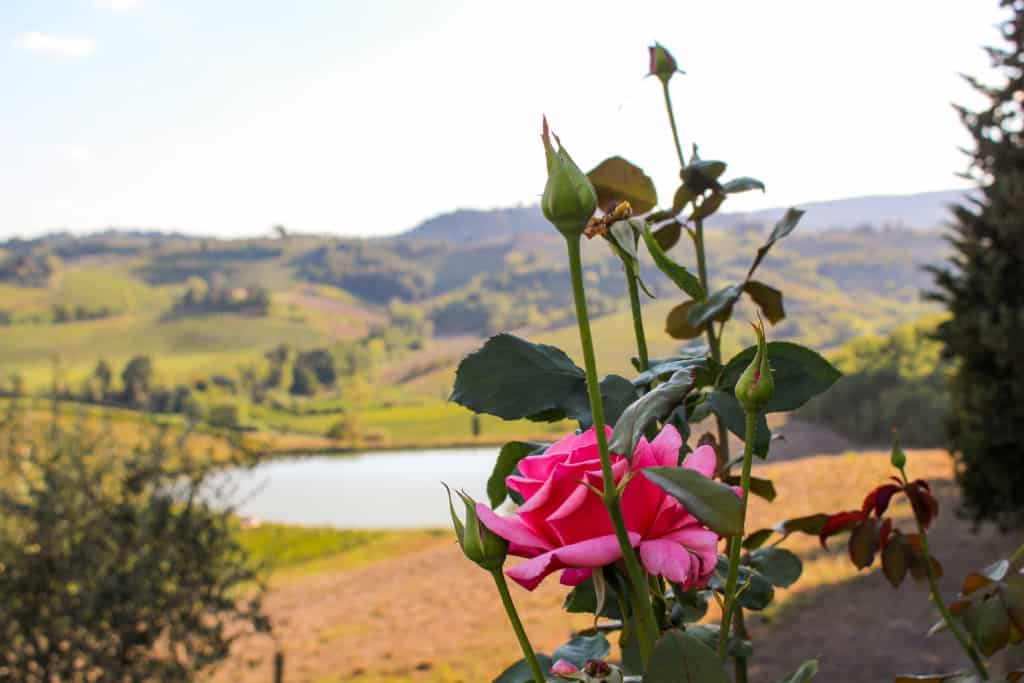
928 0 1024 528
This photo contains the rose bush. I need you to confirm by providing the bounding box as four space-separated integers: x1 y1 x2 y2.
477 426 720 591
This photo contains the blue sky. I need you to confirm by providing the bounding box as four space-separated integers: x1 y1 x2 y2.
0 1 1008 238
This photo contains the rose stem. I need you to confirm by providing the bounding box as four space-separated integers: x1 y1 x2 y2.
718 410 757 659
625 267 650 372
491 569 546 683
566 235 659 663
897 467 989 680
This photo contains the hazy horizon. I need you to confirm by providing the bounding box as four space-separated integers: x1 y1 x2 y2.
1 1 1005 239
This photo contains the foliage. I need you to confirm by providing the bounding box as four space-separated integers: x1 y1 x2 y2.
797 319 949 446
927 0 1024 529
0 404 268 682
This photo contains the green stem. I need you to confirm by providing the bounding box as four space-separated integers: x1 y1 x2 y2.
907 486 988 680
491 569 546 683
733 609 750 683
566 236 659 664
718 411 757 659
661 81 686 170
625 270 650 372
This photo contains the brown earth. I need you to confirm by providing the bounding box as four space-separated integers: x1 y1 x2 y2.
211 449 1021 683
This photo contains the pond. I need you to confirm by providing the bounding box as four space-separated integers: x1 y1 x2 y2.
217 447 499 529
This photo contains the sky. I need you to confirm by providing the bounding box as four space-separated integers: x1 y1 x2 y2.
0 1 1009 239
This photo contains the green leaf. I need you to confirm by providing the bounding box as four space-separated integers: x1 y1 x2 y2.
684 624 752 660
552 633 611 668
743 528 775 550
587 156 658 213
644 629 730 683
653 220 682 251
609 370 695 458
747 207 805 278
710 556 776 610
999 575 1024 632
487 442 544 508
666 301 704 340
780 513 830 536
687 284 744 329
563 575 622 619
721 176 766 194
641 224 705 300
599 374 640 428
451 334 585 421
705 391 771 458
743 280 785 324
631 347 709 387
964 597 1012 656
608 219 640 264
777 660 819 683
644 467 743 537
670 587 709 624
748 547 802 588
649 185 696 222
719 342 841 413
725 474 776 502
493 654 554 683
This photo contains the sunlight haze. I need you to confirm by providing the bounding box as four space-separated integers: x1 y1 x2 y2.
0 1 1007 238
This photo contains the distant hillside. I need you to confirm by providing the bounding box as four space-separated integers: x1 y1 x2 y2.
402 189 970 241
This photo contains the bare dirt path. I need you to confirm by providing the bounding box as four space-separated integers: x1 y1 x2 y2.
214 450 1019 683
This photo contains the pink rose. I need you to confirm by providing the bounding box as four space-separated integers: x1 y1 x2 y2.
476 425 721 590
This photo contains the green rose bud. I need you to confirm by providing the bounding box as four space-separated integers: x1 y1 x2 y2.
735 318 774 415
648 42 682 85
443 484 508 571
890 433 907 470
541 117 597 238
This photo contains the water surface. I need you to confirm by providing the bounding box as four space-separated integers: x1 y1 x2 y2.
219 447 498 528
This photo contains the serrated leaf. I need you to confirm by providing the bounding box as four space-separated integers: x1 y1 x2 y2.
964 597 1011 656
552 633 611 668
849 518 879 569
644 467 743 537
610 370 695 458
705 390 771 458
587 156 658 213
687 284 744 329
743 528 775 550
710 556 776 610
641 224 705 300
743 280 785 324
653 220 682 250
487 441 544 508
748 547 803 588
631 348 709 387
721 176 766 194
725 474 776 502
748 207 805 278
666 301 704 340
690 192 726 221
644 629 730 683
492 654 554 683
719 341 841 413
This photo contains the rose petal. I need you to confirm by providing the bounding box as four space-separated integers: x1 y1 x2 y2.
682 444 716 477
560 568 592 586
506 532 639 590
476 503 551 551
650 425 683 467
639 539 693 584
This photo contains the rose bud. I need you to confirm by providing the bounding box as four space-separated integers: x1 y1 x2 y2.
550 659 582 679
735 318 774 415
541 117 597 238
648 42 682 85
443 484 508 571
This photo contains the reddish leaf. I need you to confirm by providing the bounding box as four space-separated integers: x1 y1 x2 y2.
882 530 912 588
861 483 902 517
962 573 994 595
818 510 866 549
879 518 894 549
904 481 939 529
848 518 880 570
949 599 970 616
781 513 830 536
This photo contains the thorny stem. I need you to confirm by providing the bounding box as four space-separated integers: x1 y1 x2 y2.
491 569 546 683
718 411 757 659
566 236 659 664
625 269 650 372
899 468 989 680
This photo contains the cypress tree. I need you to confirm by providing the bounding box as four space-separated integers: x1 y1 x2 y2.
928 0 1024 528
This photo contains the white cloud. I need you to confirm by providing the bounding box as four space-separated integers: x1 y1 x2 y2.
95 0 143 9
14 32 96 58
